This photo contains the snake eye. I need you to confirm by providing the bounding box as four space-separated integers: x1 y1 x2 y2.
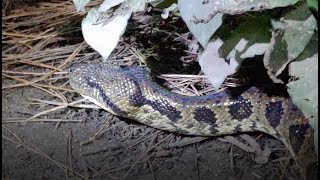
68 68 74 73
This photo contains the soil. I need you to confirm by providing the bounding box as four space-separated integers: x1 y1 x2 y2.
2 85 304 180
2 1 312 180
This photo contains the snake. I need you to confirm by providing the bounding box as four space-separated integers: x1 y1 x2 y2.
68 63 317 179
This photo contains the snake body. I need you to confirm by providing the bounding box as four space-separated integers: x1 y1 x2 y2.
69 64 317 179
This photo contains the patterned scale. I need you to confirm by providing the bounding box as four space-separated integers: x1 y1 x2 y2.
69 63 317 179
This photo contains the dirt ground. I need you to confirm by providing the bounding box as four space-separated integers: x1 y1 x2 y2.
2 86 305 180
1 1 315 180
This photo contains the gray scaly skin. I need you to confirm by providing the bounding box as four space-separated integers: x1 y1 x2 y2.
68 63 317 179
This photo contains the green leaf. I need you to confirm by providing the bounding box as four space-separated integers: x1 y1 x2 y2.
283 16 317 61
307 0 318 12
287 54 318 156
263 14 317 83
178 0 300 48
72 0 91 12
268 0 299 8
81 4 132 60
178 0 223 48
216 14 272 60
128 0 147 12
149 0 174 8
199 39 239 90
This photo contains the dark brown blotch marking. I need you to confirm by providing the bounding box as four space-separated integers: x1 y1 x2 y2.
146 99 182 122
84 76 126 116
194 107 218 133
128 79 145 107
265 101 283 128
129 91 146 107
228 96 253 120
289 123 312 154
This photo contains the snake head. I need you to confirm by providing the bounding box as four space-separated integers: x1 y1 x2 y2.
68 64 146 115
68 64 124 97
68 64 150 97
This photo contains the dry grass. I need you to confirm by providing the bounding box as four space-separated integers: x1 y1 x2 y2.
2 0 241 121
2 0 142 119
2 1 266 180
